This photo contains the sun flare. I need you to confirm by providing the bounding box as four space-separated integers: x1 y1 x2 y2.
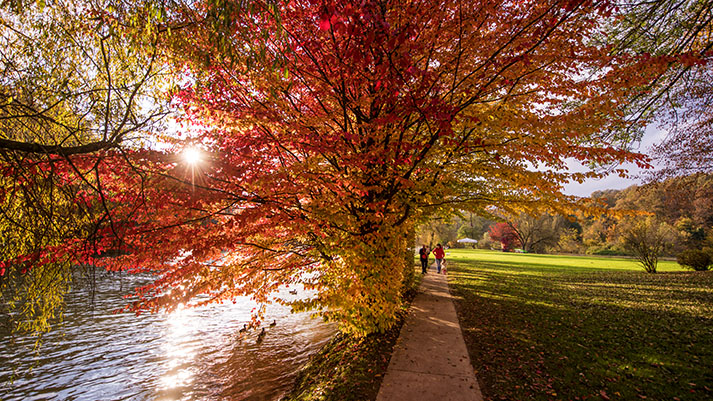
182 147 202 165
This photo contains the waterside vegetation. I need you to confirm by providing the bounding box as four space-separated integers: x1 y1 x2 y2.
282 273 421 401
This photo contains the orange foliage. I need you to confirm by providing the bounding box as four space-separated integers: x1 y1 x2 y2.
3 0 695 334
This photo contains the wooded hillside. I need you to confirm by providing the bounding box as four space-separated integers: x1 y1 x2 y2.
419 173 713 258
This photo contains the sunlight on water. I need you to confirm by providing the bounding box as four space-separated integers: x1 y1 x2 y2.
160 305 196 395
1 274 335 401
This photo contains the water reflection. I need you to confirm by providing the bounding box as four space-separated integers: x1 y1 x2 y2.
0 273 335 401
159 306 197 398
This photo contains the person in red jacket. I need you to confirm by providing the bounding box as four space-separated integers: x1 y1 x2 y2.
433 244 445 274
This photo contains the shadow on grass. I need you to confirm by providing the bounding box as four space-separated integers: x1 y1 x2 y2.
449 258 713 401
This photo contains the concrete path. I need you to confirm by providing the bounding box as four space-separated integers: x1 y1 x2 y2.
376 269 483 401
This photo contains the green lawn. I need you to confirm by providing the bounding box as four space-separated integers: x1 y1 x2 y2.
447 249 713 401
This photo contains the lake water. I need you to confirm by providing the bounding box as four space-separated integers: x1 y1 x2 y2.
0 273 335 400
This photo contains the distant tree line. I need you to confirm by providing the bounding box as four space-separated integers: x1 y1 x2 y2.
417 173 713 272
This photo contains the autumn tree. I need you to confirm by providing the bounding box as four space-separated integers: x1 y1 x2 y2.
650 69 713 178
569 174 713 256
557 227 585 254
581 217 619 253
416 218 459 248
675 217 706 249
609 0 713 178
612 174 713 246
456 213 493 244
590 189 622 208
488 222 520 252
2 0 702 336
0 0 282 335
418 212 492 247
0 0 178 334
505 213 565 253
162 0 686 334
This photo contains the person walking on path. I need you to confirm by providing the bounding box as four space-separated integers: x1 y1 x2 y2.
419 245 430 274
433 244 445 273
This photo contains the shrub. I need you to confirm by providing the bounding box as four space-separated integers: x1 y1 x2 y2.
585 246 623 256
620 217 676 273
677 249 713 271
591 248 621 256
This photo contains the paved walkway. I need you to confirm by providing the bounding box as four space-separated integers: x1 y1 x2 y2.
376 269 483 401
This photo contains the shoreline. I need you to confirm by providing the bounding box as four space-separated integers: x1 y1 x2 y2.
281 267 422 401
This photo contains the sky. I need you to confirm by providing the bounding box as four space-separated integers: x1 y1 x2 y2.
562 126 669 197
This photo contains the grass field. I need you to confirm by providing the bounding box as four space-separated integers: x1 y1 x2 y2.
447 249 713 401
